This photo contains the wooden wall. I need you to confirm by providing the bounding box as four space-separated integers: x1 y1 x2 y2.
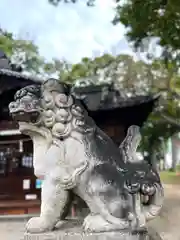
0 120 41 214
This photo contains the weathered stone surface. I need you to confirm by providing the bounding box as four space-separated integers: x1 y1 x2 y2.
23 220 162 240
9 79 164 234
24 232 150 240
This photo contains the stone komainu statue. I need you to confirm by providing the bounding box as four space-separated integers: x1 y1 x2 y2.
9 79 164 234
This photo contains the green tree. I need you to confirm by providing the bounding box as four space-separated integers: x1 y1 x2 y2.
113 0 180 66
68 53 180 165
136 60 180 165
43 58 73 82
0 28 45 75
70 54 115 83
2 26 180 166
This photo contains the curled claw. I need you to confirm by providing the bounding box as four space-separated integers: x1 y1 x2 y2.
125 181 140 194
141 183 155 196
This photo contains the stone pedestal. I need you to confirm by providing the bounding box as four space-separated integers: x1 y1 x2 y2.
23 220 162 240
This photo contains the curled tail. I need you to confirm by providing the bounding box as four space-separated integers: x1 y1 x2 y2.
120 125 164 225
119 125 142 163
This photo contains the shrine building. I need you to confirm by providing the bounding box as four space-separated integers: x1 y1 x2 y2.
0 51 158 215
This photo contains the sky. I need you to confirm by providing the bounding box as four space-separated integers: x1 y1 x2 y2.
0 0 134 63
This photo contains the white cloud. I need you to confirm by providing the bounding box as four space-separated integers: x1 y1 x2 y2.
0 0 132 63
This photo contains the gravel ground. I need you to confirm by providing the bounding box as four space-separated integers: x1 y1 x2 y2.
0 184 180 240
148 184 180 240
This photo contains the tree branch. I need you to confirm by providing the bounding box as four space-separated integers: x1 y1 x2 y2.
161 113 180 128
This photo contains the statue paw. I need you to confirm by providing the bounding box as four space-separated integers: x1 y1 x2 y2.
55 220 67 229
83 214 122 232
83 214 106 232
26 217 55 233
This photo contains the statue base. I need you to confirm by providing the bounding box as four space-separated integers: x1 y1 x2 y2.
23 220 162 240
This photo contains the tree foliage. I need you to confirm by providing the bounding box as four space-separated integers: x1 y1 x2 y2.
64 53 180 159
113 0 180 66
0 28 73 80
0 28 45 74
2 27 180 161
47 0 180 160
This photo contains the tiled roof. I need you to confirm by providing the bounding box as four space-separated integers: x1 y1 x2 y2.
72 84 159 111
0 69 42 83
0 50 159 112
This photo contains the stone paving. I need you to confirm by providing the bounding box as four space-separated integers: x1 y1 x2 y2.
0 185 180 240
148 184 180 240
0 220 26 240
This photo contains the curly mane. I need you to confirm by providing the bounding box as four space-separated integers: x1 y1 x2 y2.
40 79 95 140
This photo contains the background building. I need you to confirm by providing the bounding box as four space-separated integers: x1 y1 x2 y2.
0 52 158 215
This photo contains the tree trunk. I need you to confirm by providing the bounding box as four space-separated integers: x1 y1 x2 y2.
150 150 157 170
146 143 158 170
171 134 179 171
145 137 158 170
161 141 166 171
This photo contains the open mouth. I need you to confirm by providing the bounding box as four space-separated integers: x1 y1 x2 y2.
11 111 40 124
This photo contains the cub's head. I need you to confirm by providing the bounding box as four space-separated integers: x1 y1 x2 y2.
9 85 41 125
